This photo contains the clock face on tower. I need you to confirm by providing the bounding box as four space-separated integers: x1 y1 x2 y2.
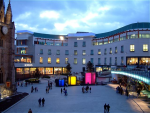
2 26 8 35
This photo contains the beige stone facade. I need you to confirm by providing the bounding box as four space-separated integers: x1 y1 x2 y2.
0 0 15 99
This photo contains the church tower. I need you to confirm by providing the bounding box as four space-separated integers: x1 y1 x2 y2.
0 0 5 23
5 0 12 24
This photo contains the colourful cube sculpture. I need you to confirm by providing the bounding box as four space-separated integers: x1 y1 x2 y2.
68 76 76 85
85 72 96 84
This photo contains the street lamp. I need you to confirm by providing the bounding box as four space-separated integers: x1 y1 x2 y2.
60 36 64 46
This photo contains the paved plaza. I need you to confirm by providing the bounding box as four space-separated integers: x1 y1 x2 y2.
3 79 149 113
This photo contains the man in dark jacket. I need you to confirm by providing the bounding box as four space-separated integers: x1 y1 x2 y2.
42 98 45 107
38 98 41 106
104 103 107 113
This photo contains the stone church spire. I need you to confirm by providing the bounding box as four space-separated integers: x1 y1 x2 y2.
6 0 12 24
0 0 5 23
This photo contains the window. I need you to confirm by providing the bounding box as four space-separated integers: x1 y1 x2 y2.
82 58 86 64
82 41 86 47
115 47 117 53
115 57 117 65
65 50 69 55
109 48 112 54
98 49 101 55
40 57 43 63
91 58 94 64
27 58 31 63
74 50 77 55
130 45 135 51
40 49 43 54
74 58 77 64
21 48 26 54
82 50 86 55
98 58 101 65
121 46 124 53
104 58 107 65
65 58 68 64
48 57 51 64
74 42 77 47
91 50 94 55
121 57 124 65
143 44 148 51
56 50 60 55
104 49 107 55
56 58 60 64
110 57 112 65
48 49 51 55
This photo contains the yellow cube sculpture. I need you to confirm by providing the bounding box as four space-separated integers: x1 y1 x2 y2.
68 76 76 85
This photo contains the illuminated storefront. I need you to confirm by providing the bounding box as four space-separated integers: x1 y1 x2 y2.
54 67 62 74
127 57 150 66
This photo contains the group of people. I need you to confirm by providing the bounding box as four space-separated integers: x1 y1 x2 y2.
116 86 124 95
48 81 53 89
104 103 110 113
38 98 45 107
82 86 91 93
31 86 38 93
61 87 68 96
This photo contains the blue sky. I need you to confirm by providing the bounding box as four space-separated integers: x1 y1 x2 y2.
5 0 150 34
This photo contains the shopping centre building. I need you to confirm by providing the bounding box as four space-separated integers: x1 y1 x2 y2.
14 22 150 80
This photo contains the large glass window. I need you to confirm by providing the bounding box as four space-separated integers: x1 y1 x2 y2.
98 49 101 55
16 68 23 74
104 58 107 65
21 48 26 54
82 50 86 55
65 50 69 55
91 50 94 55
56 50 60 55
121 57 124 65
40 57 43 63
91 58 94 64
115 57 117 65
45 68 53 74
38 68 44 74
30 68 36 74
121 46 124 53
24 68 29 74
40 49 43 54
27 58 31 63
96 67 102 72
48 57 51 64
21 57 26 63
130 45 135 51
48 49 51 55
74 50 77 55
110 57 112 65
56 58 60 64
54 67 62 74
115 47 117 53
104 49 107 55
74 42 77 47
143 44 148 51
74 58 77 64
82 41 86 47
82 58 86 64
65 58 68 64
109 48 112 54
127 57 138 65
139 58 150 65
63 68 67 74
98 58 101 65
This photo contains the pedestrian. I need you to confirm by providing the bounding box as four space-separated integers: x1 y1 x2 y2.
107 104 110 113
21 82 23 87
42 98 45 107
38 98 41 107
104 103 107 113
28 108 32 113
90 87 91 93
61 88 62 94
46 88 47 93
47 87 49 93
63 87 65 92
35 87 36 92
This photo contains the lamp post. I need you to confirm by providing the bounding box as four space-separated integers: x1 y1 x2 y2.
60 36 64 46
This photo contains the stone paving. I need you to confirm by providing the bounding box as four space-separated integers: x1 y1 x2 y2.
3 79 148 113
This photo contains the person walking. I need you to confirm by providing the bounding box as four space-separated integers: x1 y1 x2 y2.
90 87 91 93
38 98 41 107
107 104 110 113
104 103 107 113
47 87 49 93
42 98 45 107
46 88 47 93
28 108 32 113
61 88 62 94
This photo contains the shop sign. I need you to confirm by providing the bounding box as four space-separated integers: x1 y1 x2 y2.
24 64 33 67
77 38 83 40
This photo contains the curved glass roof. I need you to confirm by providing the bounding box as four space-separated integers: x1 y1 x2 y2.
95 22 150 38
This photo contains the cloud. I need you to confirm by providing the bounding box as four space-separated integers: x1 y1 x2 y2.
15 12 31 21
39 11 60 19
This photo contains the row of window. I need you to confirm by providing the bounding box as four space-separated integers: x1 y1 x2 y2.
39 44 148 55
39 57 124 65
